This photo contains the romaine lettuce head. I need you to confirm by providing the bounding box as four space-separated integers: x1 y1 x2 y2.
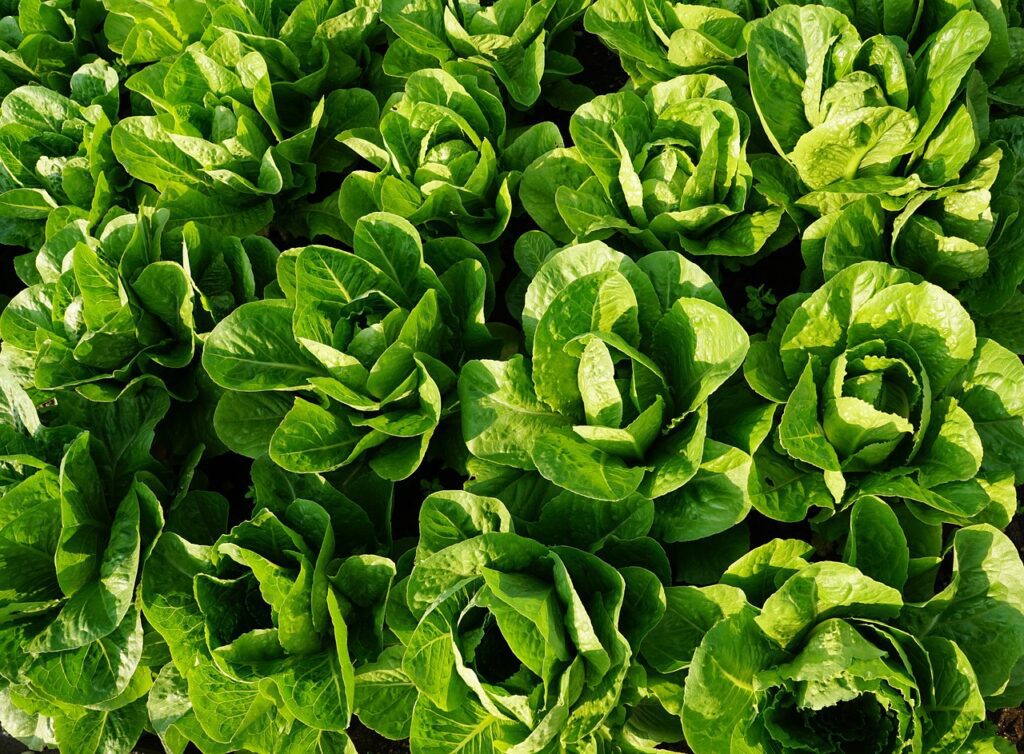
0 207 276 401
112 39 380 235
381 0 592 107
461 241 769 542
140 457 391 753
0 63 126 251
748 5 990 193
385 490 665 753
340 64 563 244
0 376 216 754
796 147 1000 293
585 0 752 91
770 0 1012 88
521 73 787 257
0 0 110 96
745 5 1012 297
959 116 1024 352
744 260 1024 528
679 523 1024 754
990 22 1024 111
103 0 384 77
205 211 495 480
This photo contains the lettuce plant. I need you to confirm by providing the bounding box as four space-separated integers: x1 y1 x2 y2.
0 377 193 754
680 517 1024 754
796 0 1013 87
0 208 275 400
743 6 1015 299
585 0 751 91
112 42 378 236
141 457 393 753
745 260 1024 527
0 65 125 250
797 148 1001 291
521 73 787 257
380 0 591 107
378 490 663 752
991 21 1024 111
205 211 494 480
960 116 1024 351
102 0 384 77
0 0 108 95
461 241 764 542
340 64 562 244
748 6 991 194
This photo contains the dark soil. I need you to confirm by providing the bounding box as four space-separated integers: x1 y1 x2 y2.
996 706 1024 752
1007 514 1023 556
0 245 23 300
0 729 32 754
572 30 629 95
348 720 410 754
657 742 692 752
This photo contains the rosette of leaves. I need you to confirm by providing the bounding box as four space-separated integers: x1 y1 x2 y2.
111 39 379 235
0 0 109 96
746 6 993 198
380 0 591 107
373 490 665 753
0 207 277 400
340 64 562 244
585 0 752 92
520 73 787 258
0 378 204 754
744 260 1024 529
102 0 384 81
205 211 494 481
0 61 127 251
783 0 1014 95
959 116 1024 352
461 241 768 543
775 4 1008 295
797 143 1002 291
677 515 1024 753
139 456 394 754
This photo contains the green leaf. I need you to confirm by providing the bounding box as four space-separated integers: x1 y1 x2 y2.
640 584 747 673
417 491 512 560
756 561 903 649
533 491 652 552
531 427 646 501
0 469 61 610
682 606 782 753
848 281 977 394
354 646 416 741
25 607 144 706
213 392 293 459
459 357 569 471
843 496 909 590
31 480 148 652
901 525 1024 700
53 697 147 754
910 11 991 155
269 398 362 473
653 440 751 542
410 695 528 754
721 539 814 605
204 300 322 391
55 433 109 597
653 297 748 417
